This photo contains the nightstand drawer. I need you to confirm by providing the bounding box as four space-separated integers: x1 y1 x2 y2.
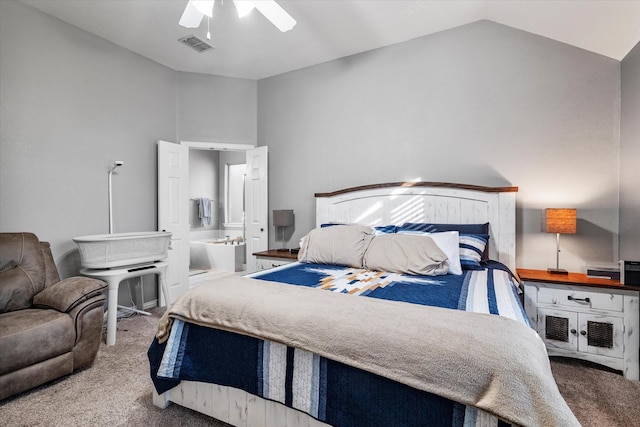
253 250 298 272
256 258 293 270
537 286 623 312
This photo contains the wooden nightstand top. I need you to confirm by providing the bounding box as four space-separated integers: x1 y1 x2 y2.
517 268 640 292
253 249 299 260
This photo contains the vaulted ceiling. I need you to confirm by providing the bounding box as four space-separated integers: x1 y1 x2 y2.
21 0 640 80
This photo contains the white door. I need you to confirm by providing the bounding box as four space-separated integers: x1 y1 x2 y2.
245 146 268 272
158 140 190 304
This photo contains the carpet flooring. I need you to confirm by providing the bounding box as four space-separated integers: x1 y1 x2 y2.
1 307 639 426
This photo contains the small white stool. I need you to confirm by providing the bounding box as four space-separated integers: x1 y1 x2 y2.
80 261 169 345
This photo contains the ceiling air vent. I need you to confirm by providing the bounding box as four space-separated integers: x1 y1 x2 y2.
178 34 215 53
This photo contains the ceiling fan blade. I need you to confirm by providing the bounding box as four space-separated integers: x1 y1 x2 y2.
192 1 215 17
253 0 296 32
179 1 205 28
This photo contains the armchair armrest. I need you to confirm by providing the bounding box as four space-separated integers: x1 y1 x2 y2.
33 277 107 313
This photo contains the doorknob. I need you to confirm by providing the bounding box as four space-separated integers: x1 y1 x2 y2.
261 228 264 232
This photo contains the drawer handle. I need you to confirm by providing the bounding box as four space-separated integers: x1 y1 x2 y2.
580 330 587 336
567 296 591 303
570 329 577 335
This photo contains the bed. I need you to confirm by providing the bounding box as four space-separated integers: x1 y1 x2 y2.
149 182 579 427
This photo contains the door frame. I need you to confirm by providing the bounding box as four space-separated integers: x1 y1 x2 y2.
181 141 255 151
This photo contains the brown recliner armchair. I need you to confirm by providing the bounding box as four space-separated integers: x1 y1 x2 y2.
0 232 107 400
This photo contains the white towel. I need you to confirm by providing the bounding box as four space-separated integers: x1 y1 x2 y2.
198 198 212 226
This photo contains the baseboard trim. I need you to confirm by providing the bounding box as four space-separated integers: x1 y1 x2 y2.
144 300 158 310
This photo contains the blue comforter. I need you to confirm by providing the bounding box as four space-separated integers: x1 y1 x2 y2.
149 261 525 427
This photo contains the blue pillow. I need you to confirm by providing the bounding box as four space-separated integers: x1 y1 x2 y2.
320 223 342 228
399 223 490 260
373 225 398 234
459 234 490 270
321 223 397 234
399 222 488 234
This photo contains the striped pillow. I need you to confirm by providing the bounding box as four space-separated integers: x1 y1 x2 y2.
399 222 490 260
459 234 490 270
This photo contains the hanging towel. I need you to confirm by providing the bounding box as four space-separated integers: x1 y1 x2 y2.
198 198 212 226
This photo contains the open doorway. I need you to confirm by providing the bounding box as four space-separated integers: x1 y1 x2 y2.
182 142 267 279
158 141 267 302
188 148 246 275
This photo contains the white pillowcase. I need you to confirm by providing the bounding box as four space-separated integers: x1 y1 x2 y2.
397 230 462 275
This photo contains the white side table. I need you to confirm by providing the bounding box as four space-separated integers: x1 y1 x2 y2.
519 268 640 380
253 249 298 271
80 261 169 345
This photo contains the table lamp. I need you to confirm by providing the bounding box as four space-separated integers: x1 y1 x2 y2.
273 209 294 251
545 208 576 274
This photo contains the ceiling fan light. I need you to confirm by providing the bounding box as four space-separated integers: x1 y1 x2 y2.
253 0 296 32
192 0 215 18
234 0 255 19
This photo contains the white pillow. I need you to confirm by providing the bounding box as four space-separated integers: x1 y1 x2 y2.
397 230 462 275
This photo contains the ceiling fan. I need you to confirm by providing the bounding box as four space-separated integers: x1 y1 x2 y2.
179 0 297 33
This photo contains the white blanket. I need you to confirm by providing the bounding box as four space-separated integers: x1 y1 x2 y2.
157 275 579 427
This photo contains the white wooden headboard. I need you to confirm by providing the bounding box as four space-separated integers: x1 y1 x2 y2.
315 182 518 271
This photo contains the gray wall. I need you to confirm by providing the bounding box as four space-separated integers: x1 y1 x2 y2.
0 1 176 278
0 2 257 305
0 2 629 279
258 20 621 273
177 71 257 145
620 41 640 261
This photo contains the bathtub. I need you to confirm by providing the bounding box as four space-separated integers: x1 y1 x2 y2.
190 239 245 272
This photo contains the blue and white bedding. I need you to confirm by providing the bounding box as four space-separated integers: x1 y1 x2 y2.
247 261 527 323
148 261 530 427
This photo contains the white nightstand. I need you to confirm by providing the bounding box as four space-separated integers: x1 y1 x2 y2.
253 249 298 271
519 268 640 380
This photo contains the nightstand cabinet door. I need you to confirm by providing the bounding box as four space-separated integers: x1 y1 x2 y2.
577 312 624 359
538 307 578 352
538 307 624 359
